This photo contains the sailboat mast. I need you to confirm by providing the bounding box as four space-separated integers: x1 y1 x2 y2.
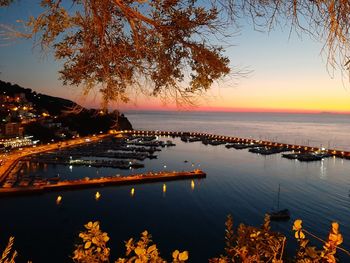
277 184 280 210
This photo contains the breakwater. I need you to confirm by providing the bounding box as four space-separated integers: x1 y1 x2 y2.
118 130 350 159
0 170 205 196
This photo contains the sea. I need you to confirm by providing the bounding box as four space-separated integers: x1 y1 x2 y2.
0 111 349 262
126 111 350 151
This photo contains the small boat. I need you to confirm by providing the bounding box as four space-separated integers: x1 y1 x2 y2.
268 184 290 221
269 209 290 221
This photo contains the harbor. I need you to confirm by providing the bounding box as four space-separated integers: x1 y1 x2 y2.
2 129 349 191
1 129 350 196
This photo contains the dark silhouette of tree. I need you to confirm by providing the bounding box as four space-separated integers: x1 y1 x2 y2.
0 0 13 7
4 0 231 108
230 0 350 74
1 0 350 107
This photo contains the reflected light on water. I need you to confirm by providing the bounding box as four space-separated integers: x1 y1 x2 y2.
191 180 195 190
95 191 101 200
56 195 62 205
130 188 135 197
163 184 166 193
320 160 327 179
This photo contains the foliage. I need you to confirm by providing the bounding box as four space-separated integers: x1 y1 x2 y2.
223 0 350 73
2 217 350 262
73 221 111 263
115 230 188 263
2 1 350 108
73 221 188 263
3 0 231 108
210 214 286 263
210 215 349 263
0 0 13 7
292 219 348 263
0 236 17 263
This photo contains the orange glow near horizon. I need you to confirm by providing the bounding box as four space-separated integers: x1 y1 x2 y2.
113 86 350 114
51 66 350 115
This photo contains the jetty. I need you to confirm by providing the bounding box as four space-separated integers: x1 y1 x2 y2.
0 170 206 196
117 130 350 160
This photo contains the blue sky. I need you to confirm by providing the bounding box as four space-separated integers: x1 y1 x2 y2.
0 1 349 112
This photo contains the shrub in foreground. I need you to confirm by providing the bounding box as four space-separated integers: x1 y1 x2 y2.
1 216 349 263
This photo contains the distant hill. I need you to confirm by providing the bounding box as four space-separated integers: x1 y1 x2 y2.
0 80 78 115
0 80 133 140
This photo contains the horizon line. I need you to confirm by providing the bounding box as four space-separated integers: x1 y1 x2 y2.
120 107 350 115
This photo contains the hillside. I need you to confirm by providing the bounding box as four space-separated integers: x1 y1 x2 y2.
0 80 133 140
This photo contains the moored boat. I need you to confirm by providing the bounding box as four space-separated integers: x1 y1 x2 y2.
268 209 291 221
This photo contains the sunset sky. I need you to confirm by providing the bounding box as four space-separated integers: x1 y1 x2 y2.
1 1 350 113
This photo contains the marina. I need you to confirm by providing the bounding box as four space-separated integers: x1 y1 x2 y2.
1 130 349 191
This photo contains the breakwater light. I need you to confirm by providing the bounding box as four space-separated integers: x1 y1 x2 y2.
95 191 101 200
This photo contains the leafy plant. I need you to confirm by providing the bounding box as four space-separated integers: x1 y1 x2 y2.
210 214 285 263
2 217 350 262
0 236 17 263
72 221 188 263
293 219 349 263
72 221 110 263
116 230 188 263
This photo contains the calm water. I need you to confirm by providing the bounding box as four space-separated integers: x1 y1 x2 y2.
126 111 350 151
0 112 349 262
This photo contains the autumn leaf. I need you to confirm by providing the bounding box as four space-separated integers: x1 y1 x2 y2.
179 251 189 261
293 219 303 231
173 250 179 259
84 241 91 249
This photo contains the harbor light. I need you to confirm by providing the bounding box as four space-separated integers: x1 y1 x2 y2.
131 188 135 197
56 195 62 205
95 191 101 200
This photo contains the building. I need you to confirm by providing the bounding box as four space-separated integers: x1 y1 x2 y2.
2 122 23 137
0 136 33 149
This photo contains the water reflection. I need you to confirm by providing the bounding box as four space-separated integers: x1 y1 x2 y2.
191 180 195 190
320 160 327 179
56 195 62 205
2 136 350 263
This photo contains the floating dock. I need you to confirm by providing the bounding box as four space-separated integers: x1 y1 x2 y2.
0 170 206 196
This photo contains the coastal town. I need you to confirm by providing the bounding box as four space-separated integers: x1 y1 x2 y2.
1 80 350 195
